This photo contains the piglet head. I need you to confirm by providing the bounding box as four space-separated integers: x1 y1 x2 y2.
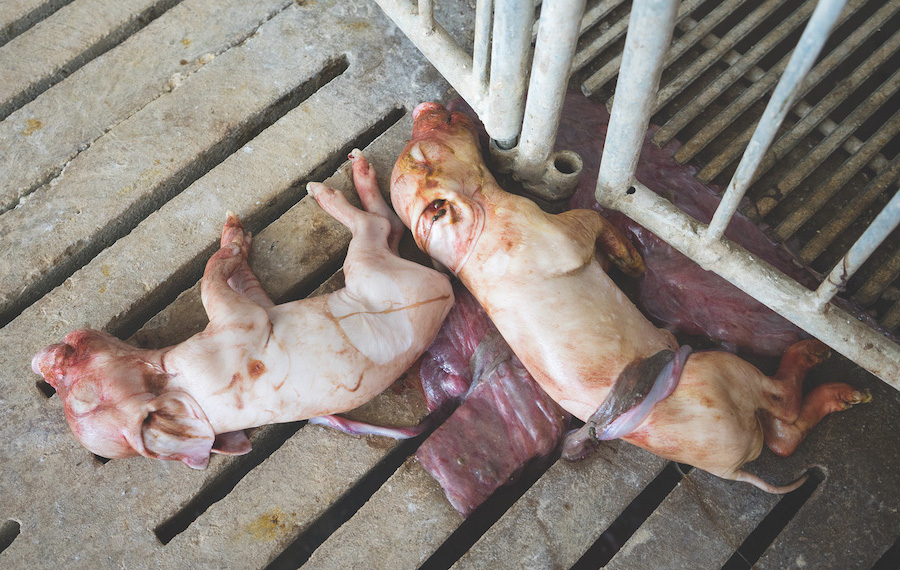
391 102 488 274
32 329 216 469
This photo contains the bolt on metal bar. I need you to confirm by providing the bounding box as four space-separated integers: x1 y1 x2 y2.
774 104 900 240
516 0 587 184
801 155 900 264
487 0 533 148
705 0 848 243
603 180 900 387
811 190 900 310
596 0 679 196
580 0 708 95
662 0 882 156
473 0 493 87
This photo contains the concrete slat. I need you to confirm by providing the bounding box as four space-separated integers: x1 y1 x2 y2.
305 458 464 569
0 0 296 212
0 2 342 318
607 469 778 569
0 2 451 565
0 0 71 45
0 0 179 120
453 442 667 570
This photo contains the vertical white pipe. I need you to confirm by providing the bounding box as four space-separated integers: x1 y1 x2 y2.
595 0 679 201
487 0 533 148
418 0 435 32
517 0 587 180
705 0 848 242
473 0 493 88
812 189 900 309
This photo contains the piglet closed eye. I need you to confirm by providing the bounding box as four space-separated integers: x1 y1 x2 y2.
34 151 454 468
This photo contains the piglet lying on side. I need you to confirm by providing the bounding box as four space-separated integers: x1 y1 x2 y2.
32 152 454 468
391 103 870 493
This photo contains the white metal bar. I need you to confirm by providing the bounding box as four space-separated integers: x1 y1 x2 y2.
800 156 900 264
599 181 900 388
418 0 434 32
705 0 848 243
595 0 679 196
764 70 900 227
581 0 711 96
487 0 533 148
372 0 485 114
812 190 900 309
517 0 587 181
473 0 493 87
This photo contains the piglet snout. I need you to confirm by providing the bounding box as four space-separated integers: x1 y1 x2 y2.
412 101 444 121
32 343 73 389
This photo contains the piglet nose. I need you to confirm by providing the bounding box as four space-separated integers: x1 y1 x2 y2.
413 102 444 121
32 343 71 387
31 348 48 376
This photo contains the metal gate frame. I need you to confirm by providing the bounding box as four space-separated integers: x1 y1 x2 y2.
372 0 900 388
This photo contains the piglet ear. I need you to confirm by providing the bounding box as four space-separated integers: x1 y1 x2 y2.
212 430 252 455
141 391 215 469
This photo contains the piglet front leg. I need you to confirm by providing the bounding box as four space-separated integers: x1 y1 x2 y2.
200 214 272 328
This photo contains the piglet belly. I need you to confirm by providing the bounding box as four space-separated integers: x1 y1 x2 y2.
258 306 394 418
479 262 675 421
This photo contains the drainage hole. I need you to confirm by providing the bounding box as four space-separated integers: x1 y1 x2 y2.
721 467 823 570
0 520 21 553
93 454 111 465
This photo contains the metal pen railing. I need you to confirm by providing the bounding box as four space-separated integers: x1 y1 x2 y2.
372 0 900 388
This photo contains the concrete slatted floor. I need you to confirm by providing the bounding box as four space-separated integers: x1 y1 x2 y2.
1 1 898 568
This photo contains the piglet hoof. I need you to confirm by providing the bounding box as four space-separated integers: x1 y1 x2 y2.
842 388 872 408
794 339 831 367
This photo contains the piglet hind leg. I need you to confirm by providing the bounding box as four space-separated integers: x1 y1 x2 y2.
760 339 871 458
348 149 405 253
201 213 272 325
